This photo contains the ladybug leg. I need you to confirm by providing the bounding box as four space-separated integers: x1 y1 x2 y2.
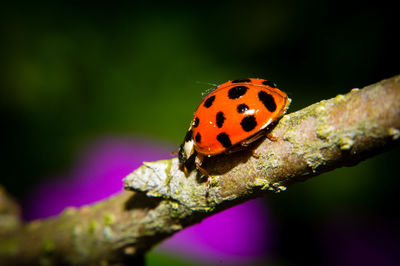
240 139 253 147
266 132 278 141
183 165 190 177
205 177 210 188
240 141 261 159
236 131 264 158
195 153 212 189
249 131 279 158
195 153 209 177
251 150 260 159
241 131 265 147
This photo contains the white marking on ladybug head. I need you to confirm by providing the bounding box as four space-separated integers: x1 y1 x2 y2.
183 139 195 159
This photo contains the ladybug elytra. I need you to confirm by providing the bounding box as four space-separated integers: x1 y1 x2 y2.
179 78 290 177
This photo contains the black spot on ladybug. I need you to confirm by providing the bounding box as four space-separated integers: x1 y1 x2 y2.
195 132 201 143
241 116 257 132
262 80 278 88
216 112 225 128
184 129 193 142
258 91 277 112
203 95 215 108
228 86 248 99
217 133 232 148
232 78 251 83
237 104 249 113
193 117 199 128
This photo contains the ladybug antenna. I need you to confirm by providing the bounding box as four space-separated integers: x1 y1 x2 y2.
195 81 219 96
195 81 219 87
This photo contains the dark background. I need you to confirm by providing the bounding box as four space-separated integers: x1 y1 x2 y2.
1 1 399 265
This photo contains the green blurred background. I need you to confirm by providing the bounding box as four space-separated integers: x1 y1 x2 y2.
1 1 400 265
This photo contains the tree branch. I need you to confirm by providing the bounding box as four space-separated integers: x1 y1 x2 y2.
1 75 400 265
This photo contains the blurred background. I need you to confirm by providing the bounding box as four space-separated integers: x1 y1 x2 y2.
1 1 400 265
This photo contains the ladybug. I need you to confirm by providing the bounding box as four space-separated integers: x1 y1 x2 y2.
179 78 290 177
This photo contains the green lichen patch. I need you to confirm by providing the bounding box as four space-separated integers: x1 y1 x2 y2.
316 125 335 140
251 178 271 191
272 182 287 193
338 136 355 150
88 220 98 234
333 93 348 104
208 175 221 187
103 213 116 226
304 151 326 173
249 178 288 193
168 201 180 211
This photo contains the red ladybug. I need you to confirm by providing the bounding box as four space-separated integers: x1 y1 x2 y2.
179 78 290 176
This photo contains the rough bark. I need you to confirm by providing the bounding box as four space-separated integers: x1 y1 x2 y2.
1 75 399 265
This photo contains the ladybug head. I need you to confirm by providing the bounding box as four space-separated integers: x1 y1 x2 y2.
178 128 196 176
